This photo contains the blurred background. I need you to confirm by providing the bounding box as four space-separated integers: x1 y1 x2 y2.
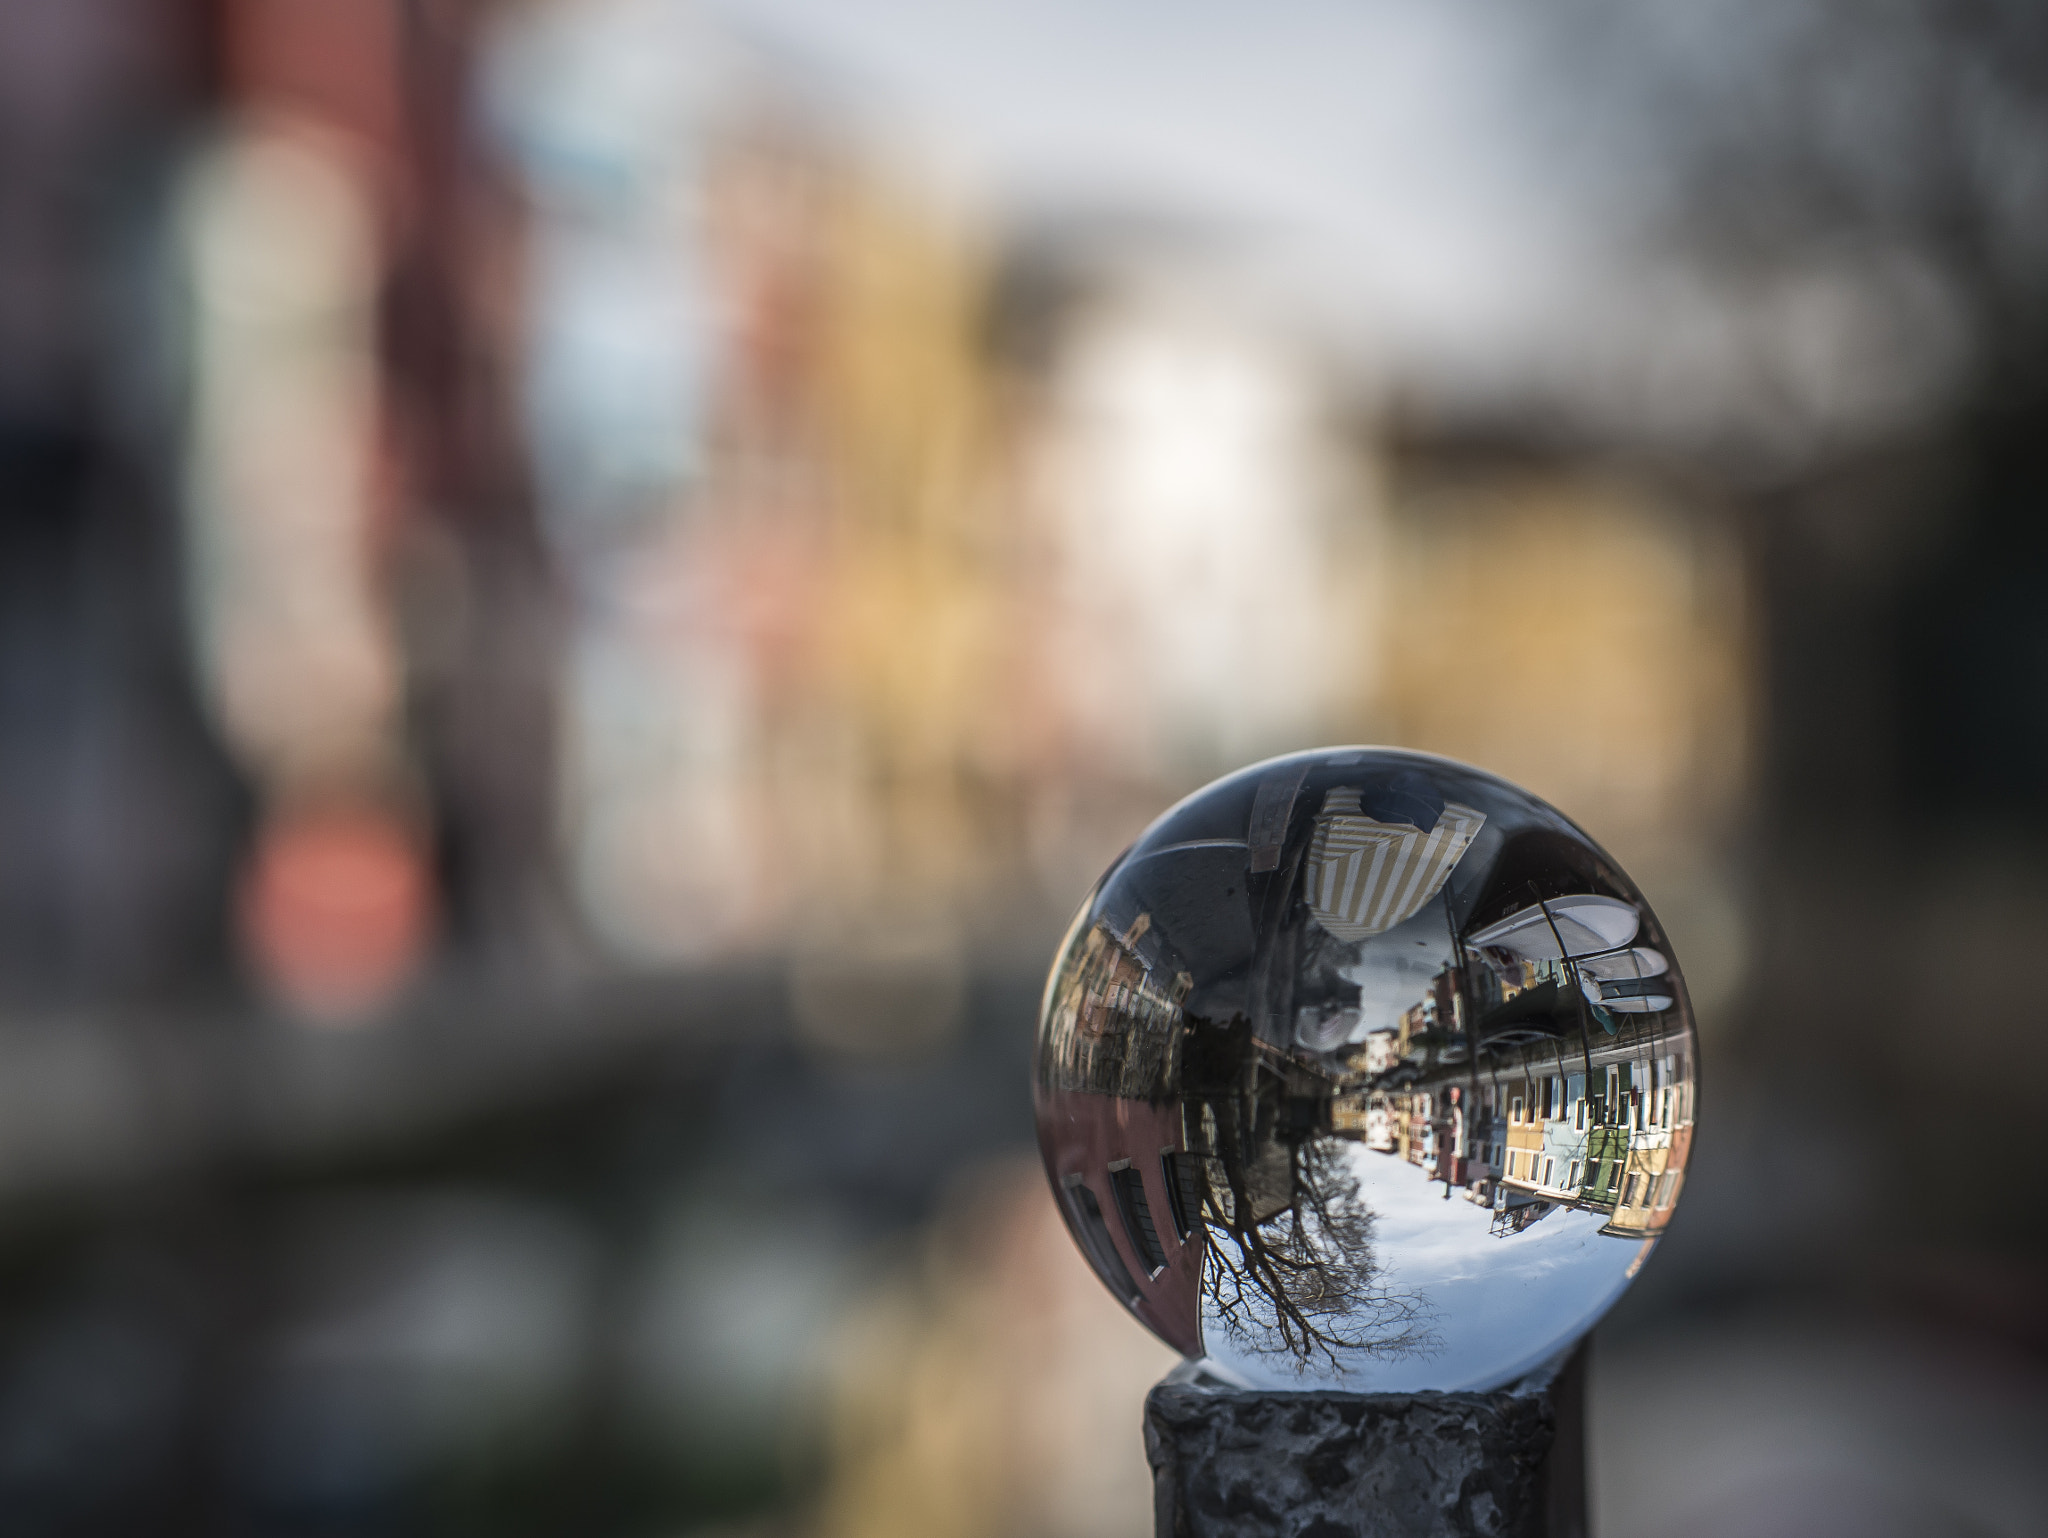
0 0 2044 1533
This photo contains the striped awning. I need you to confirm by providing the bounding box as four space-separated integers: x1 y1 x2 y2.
1304 790 1485 941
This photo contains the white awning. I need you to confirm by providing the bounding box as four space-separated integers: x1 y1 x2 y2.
1578 946 1668 981
1466 893 1639 959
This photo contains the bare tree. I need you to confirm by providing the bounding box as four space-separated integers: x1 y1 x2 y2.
1200 1130 1438 1373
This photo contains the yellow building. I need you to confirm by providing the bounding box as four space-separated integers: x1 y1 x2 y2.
1601 1052 1694 1237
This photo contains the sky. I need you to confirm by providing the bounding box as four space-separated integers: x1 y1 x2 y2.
704 0 1632 398
698 0 1979 461
1201 1141 1641 1395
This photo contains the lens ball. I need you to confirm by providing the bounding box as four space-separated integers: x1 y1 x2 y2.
1035 748 1697 1392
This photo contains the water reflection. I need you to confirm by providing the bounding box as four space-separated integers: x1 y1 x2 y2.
1035 749 1697 1392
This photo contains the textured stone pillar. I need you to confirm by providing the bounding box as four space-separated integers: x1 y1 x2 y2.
1144 1344 1586 1538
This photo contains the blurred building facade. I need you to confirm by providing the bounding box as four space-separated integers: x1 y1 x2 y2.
480 0 1756 1033
2 0 2046 1535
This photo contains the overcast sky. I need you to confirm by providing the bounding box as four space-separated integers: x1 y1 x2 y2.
702 0 1981 461
1202 1142 1639 1395
709 0 1620 388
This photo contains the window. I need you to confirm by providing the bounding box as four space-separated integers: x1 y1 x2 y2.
1109 1162 1168 1275
1573 1099 1587 1131
1062 1175 1140 1303
1623 1173 1643 1207
1541 1156 1555 1188
1567 1159 1582 1190
1161 1151 1206 1241
1510 1096 1524 1124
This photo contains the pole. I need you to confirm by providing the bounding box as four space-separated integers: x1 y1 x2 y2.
1144 1339 1587 1538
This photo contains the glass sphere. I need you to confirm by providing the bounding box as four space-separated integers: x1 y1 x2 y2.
1035 748 1697 1393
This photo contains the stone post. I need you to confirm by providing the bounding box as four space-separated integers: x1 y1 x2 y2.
1143 1342 1586 1538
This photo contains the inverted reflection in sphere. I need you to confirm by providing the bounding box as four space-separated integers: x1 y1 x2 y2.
1034 749 1697 1393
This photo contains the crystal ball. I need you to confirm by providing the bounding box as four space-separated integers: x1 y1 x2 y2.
1035 748 1697 1392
